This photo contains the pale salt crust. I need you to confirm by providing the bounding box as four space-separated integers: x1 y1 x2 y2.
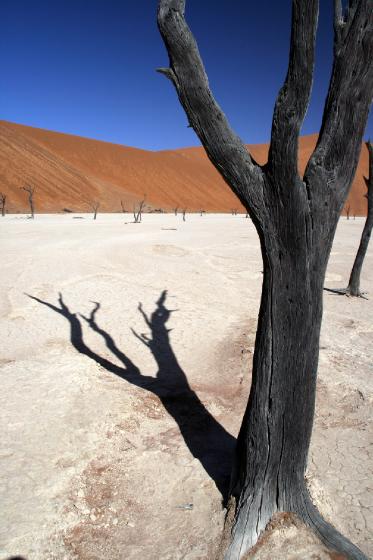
0 213 371 559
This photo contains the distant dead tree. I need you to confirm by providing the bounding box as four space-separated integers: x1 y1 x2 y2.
0 193 6 216
345 203 351 219
134 195 146 223
174 206 179 216
182 208 187 221
88 201 100 220
231 208 238 215
200 209 205 216
21 185 35 218
120 200 127 213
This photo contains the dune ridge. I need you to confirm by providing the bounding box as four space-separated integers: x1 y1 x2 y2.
0 120 369 215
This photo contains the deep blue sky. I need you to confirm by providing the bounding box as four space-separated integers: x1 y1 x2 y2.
1 1 372 150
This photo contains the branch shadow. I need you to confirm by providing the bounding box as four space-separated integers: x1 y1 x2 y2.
26 290 235 500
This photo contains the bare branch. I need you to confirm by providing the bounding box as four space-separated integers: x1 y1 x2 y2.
333 0 344 41
157 0 265 222
334 0 343 24
366 140 373 190
305 1 373 208
268 0 319 184
156 67 176 82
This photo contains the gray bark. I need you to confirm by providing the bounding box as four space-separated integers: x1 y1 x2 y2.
157 1 373 559
347 141 373 296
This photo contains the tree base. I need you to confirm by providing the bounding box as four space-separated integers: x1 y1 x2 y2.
222 483 369 560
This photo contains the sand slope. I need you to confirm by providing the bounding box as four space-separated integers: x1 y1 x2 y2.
0 121 369 215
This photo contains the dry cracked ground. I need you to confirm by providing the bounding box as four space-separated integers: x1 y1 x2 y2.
0 214 372 560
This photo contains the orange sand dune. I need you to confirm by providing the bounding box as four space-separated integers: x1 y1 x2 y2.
0 120 369 215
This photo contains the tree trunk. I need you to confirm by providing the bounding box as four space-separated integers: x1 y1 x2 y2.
347 142 373 297
226 217 366 558
228 263 319 549
347 209 373 296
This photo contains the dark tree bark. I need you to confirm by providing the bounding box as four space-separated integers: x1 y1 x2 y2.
347 141 373 296
182 208 186 221
21 185 35 218
0 193 6 216
157 1 372 559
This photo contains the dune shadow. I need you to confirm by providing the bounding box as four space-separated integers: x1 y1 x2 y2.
27 290 235 499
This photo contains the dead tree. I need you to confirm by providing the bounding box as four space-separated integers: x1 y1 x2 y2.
182 208 186 221
346 141 373 296
120 200 127 213
21 185 35 218
89 201 100 220
158 1 372 559
0 193 6 217
133 196 146 223
174 206 179 216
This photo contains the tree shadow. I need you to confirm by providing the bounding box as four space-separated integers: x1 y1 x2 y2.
26 290 235 500
323 287 368 299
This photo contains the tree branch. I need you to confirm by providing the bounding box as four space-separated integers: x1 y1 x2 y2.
157 0 266 223
305 0 373 210
333 0 344 47
366 140 373 191
267 0 319 184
